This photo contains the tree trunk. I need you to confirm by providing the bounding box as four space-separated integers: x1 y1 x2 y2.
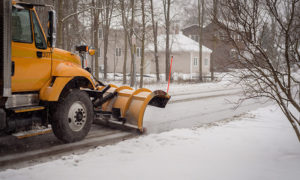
129 0 136 87
93 1 100 79
123 32 128 84
120 0 128 84
113 32 117 81
103 27 109 80
198 0 204 82
139 0 145 88
57 0 64 49
72 0 79 44
211 0 218 81
91 0 95 74
102 0 114 80
150 0 160 82
164 0 171 81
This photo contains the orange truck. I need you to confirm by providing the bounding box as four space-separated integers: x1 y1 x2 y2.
0 0 170 143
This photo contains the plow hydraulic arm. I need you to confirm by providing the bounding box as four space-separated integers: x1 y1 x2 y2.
85 84 170 132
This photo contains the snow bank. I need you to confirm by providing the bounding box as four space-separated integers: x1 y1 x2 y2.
101 72 236 94
1 105 300 180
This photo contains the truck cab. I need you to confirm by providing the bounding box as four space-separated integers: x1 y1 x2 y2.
1 1 98 142
12 5 53 92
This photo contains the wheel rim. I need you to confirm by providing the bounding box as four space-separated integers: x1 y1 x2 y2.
68 101 87 132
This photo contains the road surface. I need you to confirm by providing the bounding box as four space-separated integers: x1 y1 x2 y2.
144 87 269 133
0 85 269 169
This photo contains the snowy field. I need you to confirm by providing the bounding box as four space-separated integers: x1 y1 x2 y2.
1 105 300 180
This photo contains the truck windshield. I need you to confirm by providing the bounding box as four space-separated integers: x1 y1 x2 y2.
12 8 33 43
32 12 47 49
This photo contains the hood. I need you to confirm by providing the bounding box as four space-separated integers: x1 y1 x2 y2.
52 48 81 66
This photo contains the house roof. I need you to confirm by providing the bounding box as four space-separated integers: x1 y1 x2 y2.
146 33 212 53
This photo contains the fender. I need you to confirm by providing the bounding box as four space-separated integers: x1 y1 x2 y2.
39 77 73 101
40 63 96 102
52 62 96 89
40 75 96 102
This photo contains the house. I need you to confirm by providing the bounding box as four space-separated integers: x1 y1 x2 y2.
182 23 244 71
93 28 151 77
145 32 212 78
93 26 212 80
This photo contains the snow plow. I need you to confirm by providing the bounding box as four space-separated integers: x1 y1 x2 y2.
0 0 170 143
92 85 170 132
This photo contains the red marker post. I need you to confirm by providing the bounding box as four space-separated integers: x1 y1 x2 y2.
167 56 173 93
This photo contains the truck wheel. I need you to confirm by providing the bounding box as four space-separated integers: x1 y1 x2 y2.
51 89 93 143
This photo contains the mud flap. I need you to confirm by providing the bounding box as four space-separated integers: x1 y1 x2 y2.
98 85 170 132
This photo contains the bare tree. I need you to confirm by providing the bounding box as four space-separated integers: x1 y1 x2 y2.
215 0 300 141
163 0 171 81
198 0 204 81
210 0 218 80
100 0 115 80
129 0 136 87
119 0 136 87
91 0 101 79
150 0 160 82
56 0 64 49
119 0 129 84
55 0 94 50
139 0 146 88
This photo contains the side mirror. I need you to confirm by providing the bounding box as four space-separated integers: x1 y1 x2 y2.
47 10 57 48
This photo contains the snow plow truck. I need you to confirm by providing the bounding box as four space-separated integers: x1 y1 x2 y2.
0 0 170 143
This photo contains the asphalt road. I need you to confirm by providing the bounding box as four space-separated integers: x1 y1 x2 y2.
0 86 269 170
143 87 269 133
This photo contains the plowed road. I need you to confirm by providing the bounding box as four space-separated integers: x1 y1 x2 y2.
143 87 268 133
0 87 268 170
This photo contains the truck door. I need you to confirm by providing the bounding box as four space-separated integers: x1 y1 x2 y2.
11 7 51 93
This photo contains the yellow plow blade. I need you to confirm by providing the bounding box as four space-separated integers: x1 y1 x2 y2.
97 85 170 132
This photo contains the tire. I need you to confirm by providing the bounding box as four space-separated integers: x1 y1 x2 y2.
51 89 93 143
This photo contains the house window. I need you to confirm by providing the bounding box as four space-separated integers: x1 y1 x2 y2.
193 57 198 66
99 28 103 39
115 47 121 57
205 58 208 66
136 47 141 58
98 48 101 57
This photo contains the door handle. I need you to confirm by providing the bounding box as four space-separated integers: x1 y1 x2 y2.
37 51 43 58
11 61 15 76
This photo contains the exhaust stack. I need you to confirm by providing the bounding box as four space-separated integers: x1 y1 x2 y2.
0 0 12 97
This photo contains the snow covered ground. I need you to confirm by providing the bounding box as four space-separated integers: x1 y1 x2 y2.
101 72 233 93
1 105 299 180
